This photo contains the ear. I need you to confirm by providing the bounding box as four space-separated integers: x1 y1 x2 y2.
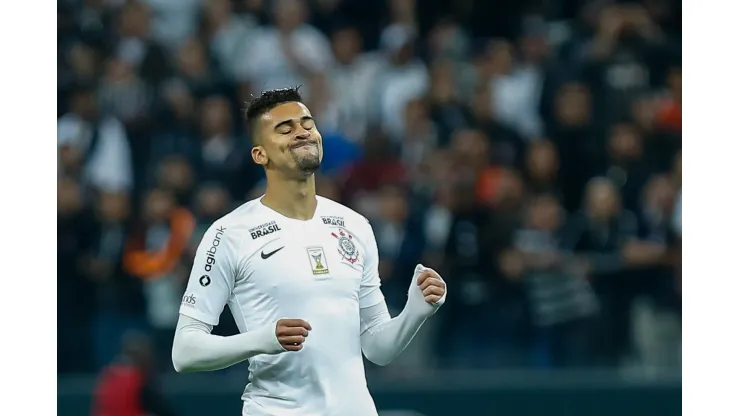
251 146 268 166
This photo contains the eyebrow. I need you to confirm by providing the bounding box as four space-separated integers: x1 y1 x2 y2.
273 116 314 131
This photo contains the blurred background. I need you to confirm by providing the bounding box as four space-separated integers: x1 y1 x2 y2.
57 0 681 414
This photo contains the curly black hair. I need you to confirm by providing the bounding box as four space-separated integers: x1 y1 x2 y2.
243 87 304 144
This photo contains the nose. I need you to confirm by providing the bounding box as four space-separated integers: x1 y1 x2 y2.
295 129 311 139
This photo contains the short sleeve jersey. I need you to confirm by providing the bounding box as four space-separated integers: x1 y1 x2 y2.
179 196 385 416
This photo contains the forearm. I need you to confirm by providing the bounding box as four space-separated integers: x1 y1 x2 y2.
172 314 283 373
360 302 428 367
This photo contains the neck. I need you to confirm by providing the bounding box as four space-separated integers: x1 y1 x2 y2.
262 173 318 220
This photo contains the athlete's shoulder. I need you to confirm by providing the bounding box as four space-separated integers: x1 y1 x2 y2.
210 198 262 229
317 196 372 232
203 198 272 240
212 197 289 245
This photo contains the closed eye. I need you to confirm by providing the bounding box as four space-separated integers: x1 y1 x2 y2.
301 118 315 130
273 116 315 133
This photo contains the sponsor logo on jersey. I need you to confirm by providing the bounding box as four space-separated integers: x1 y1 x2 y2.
332 229 359 264
199 275 211 287
261 246 284 260
204 226 226 273
321 216 345 227
249 221 282 240
306 247 329 275
181 294 197 307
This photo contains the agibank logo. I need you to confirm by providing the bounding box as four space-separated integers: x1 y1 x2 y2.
204 226 226 272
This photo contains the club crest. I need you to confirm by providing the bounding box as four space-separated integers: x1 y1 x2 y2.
332 229 359 264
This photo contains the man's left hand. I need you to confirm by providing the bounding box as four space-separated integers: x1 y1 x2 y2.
416 268 446 305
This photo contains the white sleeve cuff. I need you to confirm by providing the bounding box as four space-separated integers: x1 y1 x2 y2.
172 314 284 373
178 307 220 327
359 301 427 367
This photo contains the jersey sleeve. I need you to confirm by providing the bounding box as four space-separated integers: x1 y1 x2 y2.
179 222 239 326
359 219 385 309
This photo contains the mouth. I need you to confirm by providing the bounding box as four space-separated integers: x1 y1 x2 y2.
290 141 318 150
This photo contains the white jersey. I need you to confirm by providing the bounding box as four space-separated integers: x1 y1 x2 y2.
179 196 385 416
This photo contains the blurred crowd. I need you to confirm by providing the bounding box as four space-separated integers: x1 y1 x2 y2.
58 0 682 375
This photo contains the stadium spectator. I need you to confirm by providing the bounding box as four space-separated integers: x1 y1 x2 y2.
93 331 176 416
562 178 640 366
114 1 170 88
523 139 562 197
656 66 681 133
202 0 258 80
467 86 525 167
239 0 334 94
144 0 202 50
602 122 651 213
123 188 195 364
505 193 598 368
83 190 148 369
399 99 439 176
329 23 383 141
59 177 96 373
195 95 257 200
58 85 134 193
373 23 430 140
438 178 507 368
174 37 226 98
547 82 600 212
341 130 407 206
426 59 471 147
489 17 549 140
629 174 681 369
156 155 196 205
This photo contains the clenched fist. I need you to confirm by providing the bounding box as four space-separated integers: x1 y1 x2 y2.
407 264 447 318
417 269 446 304
275 319 312 351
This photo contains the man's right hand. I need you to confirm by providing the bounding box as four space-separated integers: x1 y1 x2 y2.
275 319 312 352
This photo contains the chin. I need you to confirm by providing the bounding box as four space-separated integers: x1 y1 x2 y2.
297 162 321 174
293 153 322 174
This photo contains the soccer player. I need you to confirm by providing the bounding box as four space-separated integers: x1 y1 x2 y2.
171 87 447 416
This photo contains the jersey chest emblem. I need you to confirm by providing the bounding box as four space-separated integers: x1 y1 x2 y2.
306 247 329 275
332 228 359 264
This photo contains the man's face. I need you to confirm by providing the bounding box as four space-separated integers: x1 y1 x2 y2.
58 178 82 215
586 183 619 220
332 28 361 64
72 91 97 120
98 191 130 222
197 186 230 217
274 0 305 32
609 124 642 161
527 141 558 181
201 96 232 136
144 189 175 223
555 83 590 126
159 157 193 191
527 196 561 231
252 102 323 177
644 175 676 213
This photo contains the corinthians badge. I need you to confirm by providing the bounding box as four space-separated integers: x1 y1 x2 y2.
331 229 359 264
